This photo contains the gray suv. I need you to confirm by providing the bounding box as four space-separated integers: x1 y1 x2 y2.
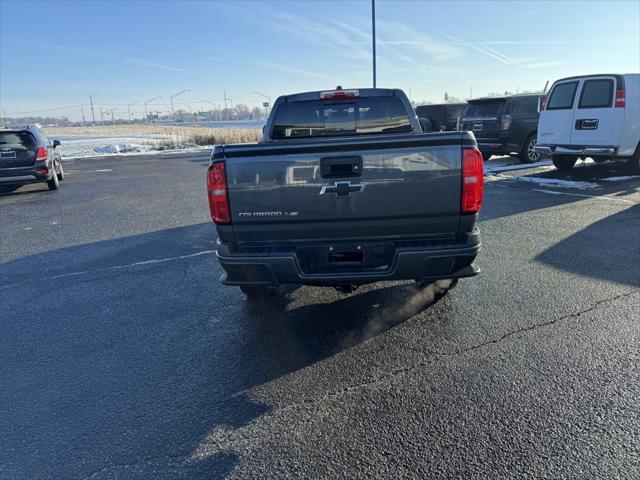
0 126 64 192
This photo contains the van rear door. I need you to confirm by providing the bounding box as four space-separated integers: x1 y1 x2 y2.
570 76 618 147
538 80 580 145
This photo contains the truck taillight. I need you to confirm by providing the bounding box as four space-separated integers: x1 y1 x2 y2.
540 95 548 112
36 147 48 160
615 89 625 108
500 115 512 131
207 162 230 224
461 149 484 214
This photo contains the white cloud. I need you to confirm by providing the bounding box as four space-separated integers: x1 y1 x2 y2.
255 61 330 80
126 58 187 72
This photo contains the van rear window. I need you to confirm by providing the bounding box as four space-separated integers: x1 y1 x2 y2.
270 97 412 139
547 82 578 110
579 79 613 109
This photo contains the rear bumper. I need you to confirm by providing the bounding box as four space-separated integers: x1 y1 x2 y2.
535 144 618 156
0 168 49 184
216 230 481 287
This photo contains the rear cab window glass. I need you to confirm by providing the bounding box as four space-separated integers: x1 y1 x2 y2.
271 96 412 139
579 79 613 108
0 132 38 152
547 82 578 110
463 100 505 117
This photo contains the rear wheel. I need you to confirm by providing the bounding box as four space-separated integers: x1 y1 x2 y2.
47 170 59 191
627 143 640 174
519 134 540 164
239 285 277 298
552 154 577 171
56 160 65 181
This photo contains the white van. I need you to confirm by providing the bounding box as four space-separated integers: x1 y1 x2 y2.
535 74 640 172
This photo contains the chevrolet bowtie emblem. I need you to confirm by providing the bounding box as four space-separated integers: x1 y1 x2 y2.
319 181 365 197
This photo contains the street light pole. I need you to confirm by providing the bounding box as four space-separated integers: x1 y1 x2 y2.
372 0 377 88
127 101 138 122
144 96 162 123
252 91 272 117
170 89 190 116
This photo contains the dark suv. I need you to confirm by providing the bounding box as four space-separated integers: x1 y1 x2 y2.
459 94 542 163
0 126 64 192
415 103 466 132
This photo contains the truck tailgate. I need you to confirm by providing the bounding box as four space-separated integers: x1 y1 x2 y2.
218 132 470 244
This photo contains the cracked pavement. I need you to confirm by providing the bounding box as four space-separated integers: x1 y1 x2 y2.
1 153 639 479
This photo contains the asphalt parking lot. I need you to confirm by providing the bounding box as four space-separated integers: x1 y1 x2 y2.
1 152 639 479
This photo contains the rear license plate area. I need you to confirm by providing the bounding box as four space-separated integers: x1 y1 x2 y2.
328 250 363 263
297 243 393 274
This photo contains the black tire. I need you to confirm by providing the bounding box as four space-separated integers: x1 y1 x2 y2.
47 170 59 191
519 134 540 164
552 154 577 171
0 185 20 193
56 160 65 181
239 285 277 297
627 143 640 174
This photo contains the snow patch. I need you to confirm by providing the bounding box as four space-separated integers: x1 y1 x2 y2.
600 176 640 182
512 175 599 190
484 159 553 174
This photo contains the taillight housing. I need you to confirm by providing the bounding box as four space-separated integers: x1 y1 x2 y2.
500 115 512 131
540 95 548 112
615 89 625 108
320 89 359 100
462 149 484 214
207 162 231 224
36 147 48 161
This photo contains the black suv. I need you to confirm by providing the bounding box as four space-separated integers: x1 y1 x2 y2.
415 103 466 132
459 94 542 163
0 126 64 192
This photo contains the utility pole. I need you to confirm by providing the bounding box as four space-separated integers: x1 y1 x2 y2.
144 96 161 124
223 91 228 110
371 0 377 88
469 86 473 99
100 107 104 126
89 95 96 125
170 89 190 117
111 109 115 125
81 105 86 125
127 101 138 122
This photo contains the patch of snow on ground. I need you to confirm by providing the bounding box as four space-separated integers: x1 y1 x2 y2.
600 176 640 182
484 159 553 174
509 175 599 190
55 135 212 159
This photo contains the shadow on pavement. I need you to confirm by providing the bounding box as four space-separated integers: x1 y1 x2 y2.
0 222 450 479
535 203 640 287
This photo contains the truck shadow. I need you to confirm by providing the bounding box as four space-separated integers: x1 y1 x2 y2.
0 222 450 479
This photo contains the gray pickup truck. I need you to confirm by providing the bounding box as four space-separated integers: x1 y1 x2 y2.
207 87 484 296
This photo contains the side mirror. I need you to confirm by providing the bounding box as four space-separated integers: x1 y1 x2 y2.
53 139 61 148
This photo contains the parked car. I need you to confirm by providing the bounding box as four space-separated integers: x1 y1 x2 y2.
0 126 64 192
535 73 640 172
415 103 466 132
207 87 483 298
459 93 542 163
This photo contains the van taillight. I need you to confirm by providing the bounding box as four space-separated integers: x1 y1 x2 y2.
207 162 230 224
540 95 548 112
36 147 48 160
462 149 484 214
615 89 625 108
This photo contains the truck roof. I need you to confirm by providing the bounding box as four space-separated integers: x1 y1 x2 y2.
468 93 541 103
279 88 401 103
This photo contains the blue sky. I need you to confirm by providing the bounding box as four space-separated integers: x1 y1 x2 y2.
1 0 638 120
